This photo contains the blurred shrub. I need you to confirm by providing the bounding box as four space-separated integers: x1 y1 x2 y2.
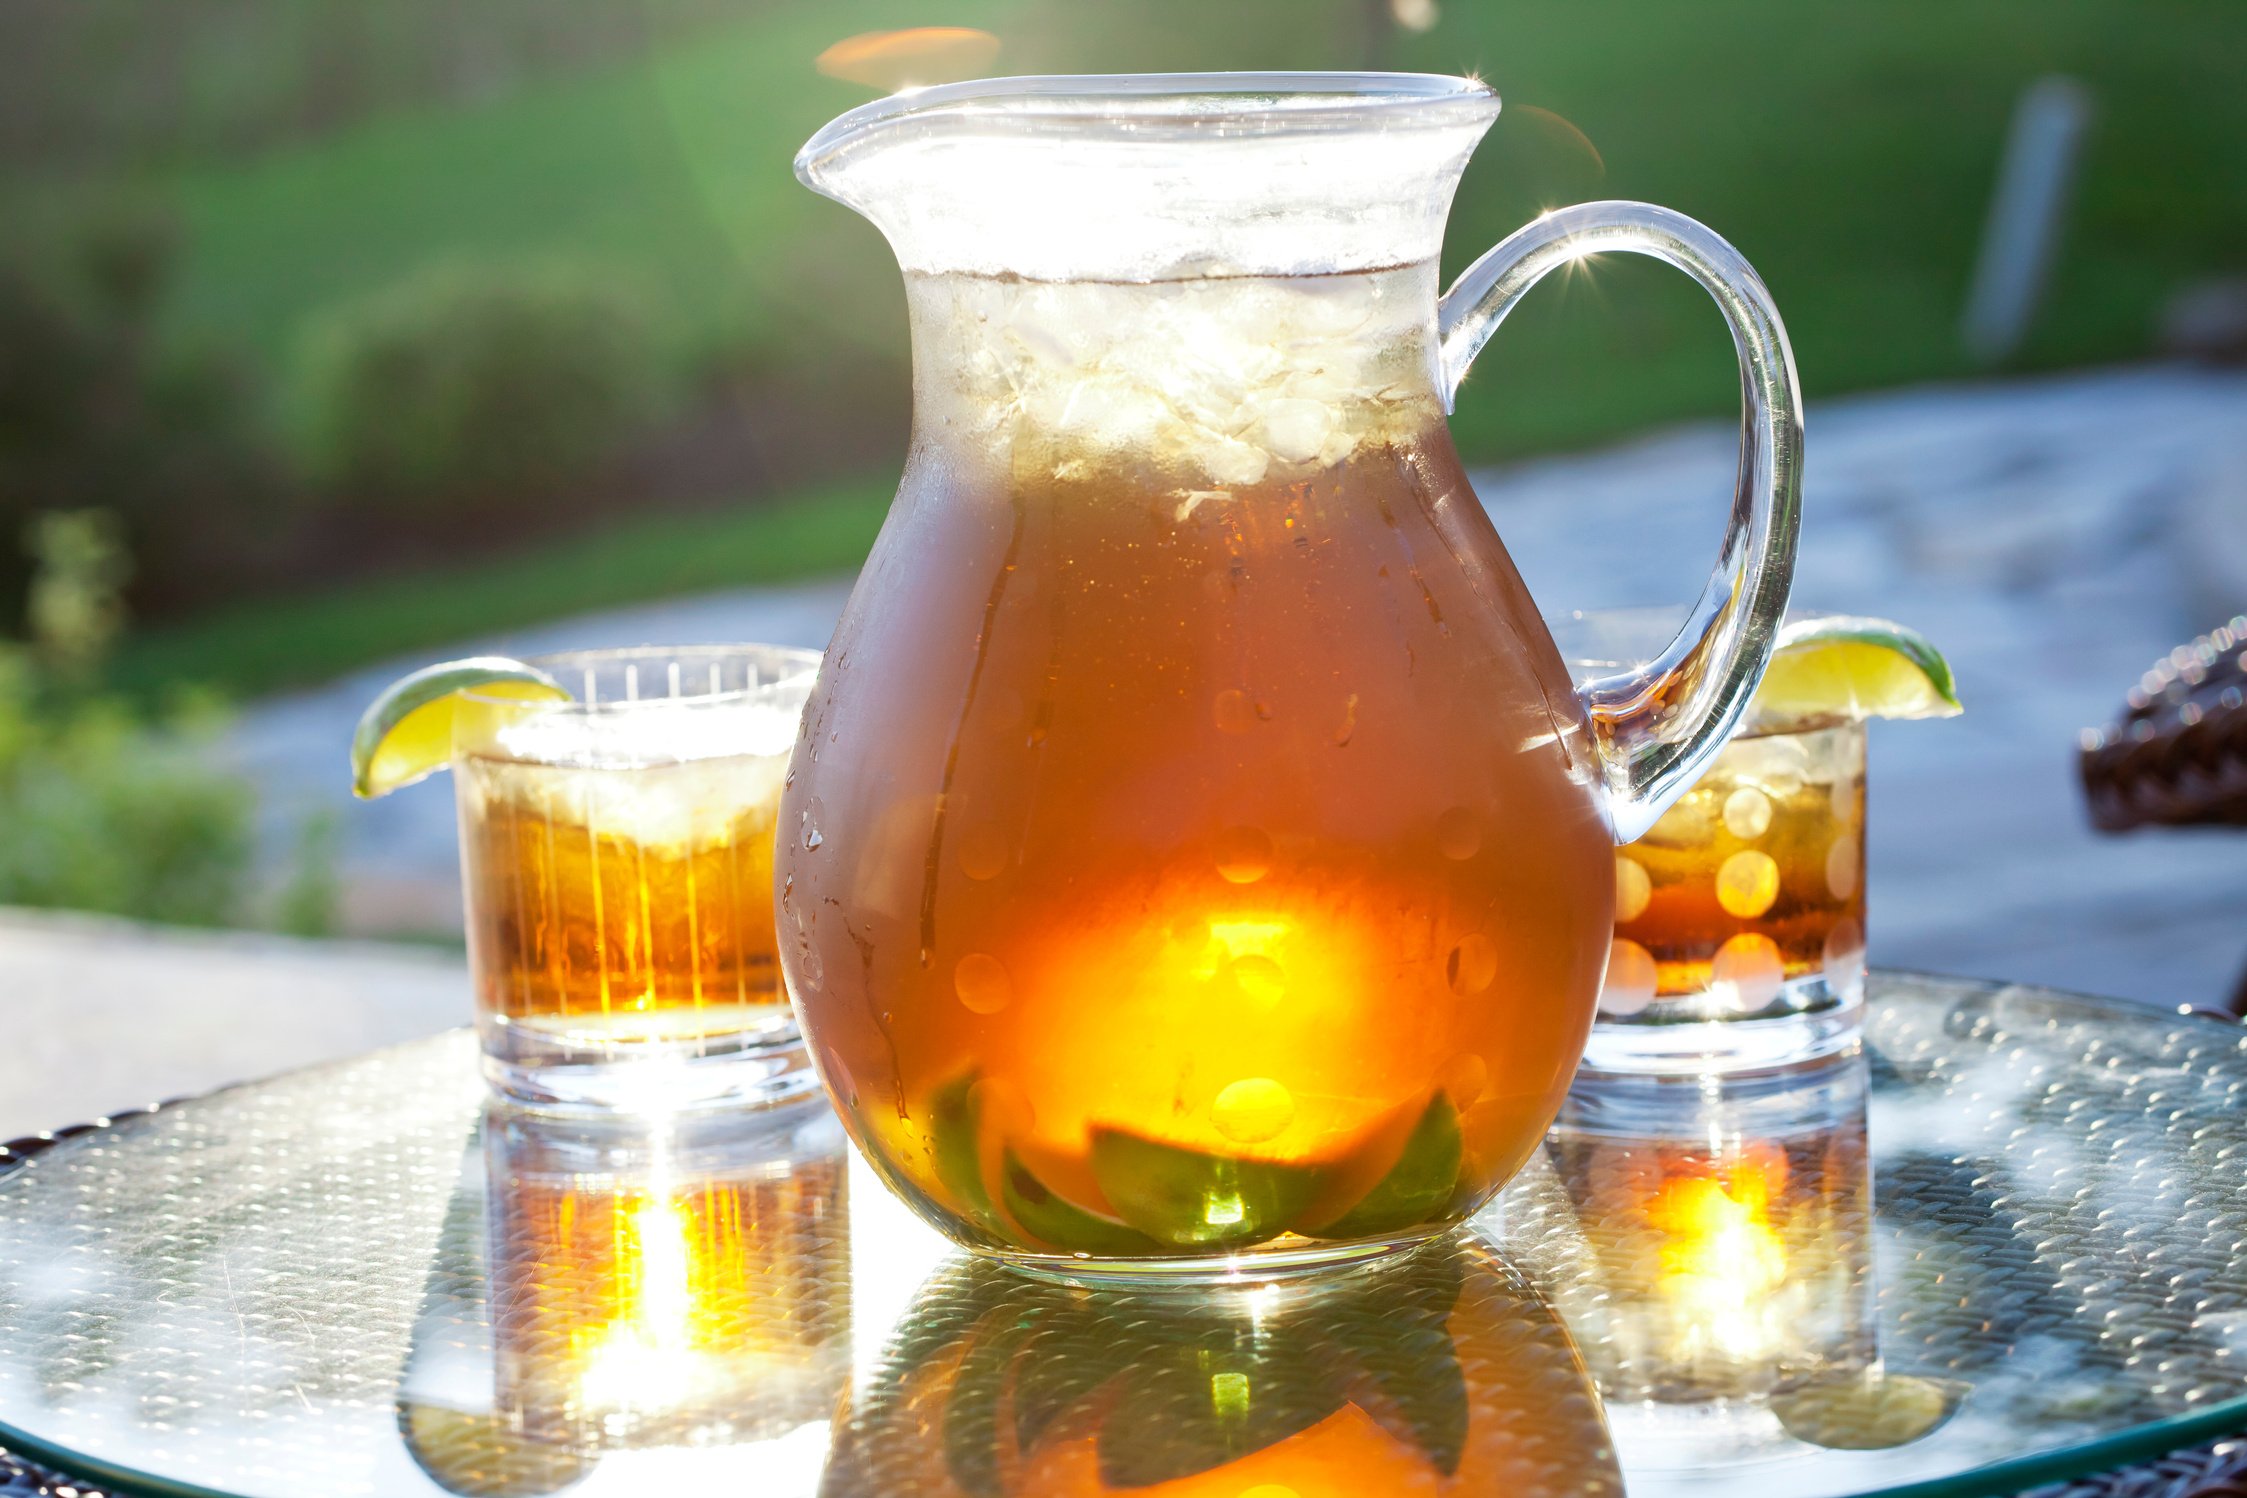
0 201 287 620
299 261 670 515
0 509 260 928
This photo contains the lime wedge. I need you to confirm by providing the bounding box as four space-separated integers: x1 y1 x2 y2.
1748 617 1961 731
1000 1150 1165 1256
1088 1128 1326 1250
1770 1369 1965 1450
1306 1094 1462 1239
925 1072 1003 1234
350 657 566 799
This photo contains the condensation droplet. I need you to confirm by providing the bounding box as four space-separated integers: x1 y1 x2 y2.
1442 1052 1489 1104
955 953 1013 1014
970 1076 1035 1137
1226 954 1287 1008
1710 933 1785 1011
1823 916 1866 998
1825 834 1861 901
1213 688 1256 734
800 814 823 851
1213 1078 1295 1143
1600 938 1658 1016
956 823 1009 881
1723 786 1774 840
1830 774 1858 823
1214 825 1274 884
1715 849 1781 918
1614 855 1652 923
1436 806 1481 860
1447 933 1498 995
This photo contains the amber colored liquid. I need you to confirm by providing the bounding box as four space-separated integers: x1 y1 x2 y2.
487 1147 847 1447
458 754 787 1045
1610 724 1865 1008
779 270 1612 1260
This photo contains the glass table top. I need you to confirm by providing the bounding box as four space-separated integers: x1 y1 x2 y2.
3 973 2246 1497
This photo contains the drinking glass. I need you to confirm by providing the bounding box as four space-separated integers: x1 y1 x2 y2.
1560 611 1866 1074
452 645 820 1108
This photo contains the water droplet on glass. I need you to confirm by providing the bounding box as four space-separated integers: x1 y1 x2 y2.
1710 933 1785 1011
1823 917 1866 999
1213 1077 1295 1143
1830 775 1857 822
1614 855 1652 923
1715 849 1781 918
1443 1052 1490 1104
1723 786 1774 840
1213 688 1256 734
1446 933 1498 995
1226 954 1286 1008
954 952 1013 1014
1600 938 1658 1015
956 823 1008 881
1436 806 1480 860
1214 825 1273 884
1825 834 1861 901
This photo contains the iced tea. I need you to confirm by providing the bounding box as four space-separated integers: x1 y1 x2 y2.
778 267 1616 1266
454 646 819 1106
1603 721 1866 1026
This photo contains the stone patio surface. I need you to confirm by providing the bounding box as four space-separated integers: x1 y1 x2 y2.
7 363 2244 1133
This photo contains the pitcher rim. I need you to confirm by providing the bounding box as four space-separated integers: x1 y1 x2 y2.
797 70 1500 182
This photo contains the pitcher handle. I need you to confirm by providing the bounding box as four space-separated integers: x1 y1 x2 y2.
1438 200 1803 844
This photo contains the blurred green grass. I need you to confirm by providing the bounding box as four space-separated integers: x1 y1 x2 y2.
19 0 2243 697
109 481 890 701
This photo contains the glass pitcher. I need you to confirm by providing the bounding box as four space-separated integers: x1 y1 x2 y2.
780 73 1801 1277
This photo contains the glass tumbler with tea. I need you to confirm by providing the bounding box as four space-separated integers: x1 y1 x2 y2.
451 645 821 1109
780 74 1805 1276
1564 610 1959 1074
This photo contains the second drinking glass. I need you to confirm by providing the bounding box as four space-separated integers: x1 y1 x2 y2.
452 645 820 1109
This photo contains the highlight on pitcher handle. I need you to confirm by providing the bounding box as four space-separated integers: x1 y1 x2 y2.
1437 200 1804 844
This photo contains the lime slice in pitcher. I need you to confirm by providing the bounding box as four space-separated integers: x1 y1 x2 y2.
1748 617 1962 730
349 657 567 798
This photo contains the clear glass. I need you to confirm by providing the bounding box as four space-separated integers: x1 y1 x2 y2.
1595 721 1868 1071
1561 611 1866 1074
452 644 821 1109
781 74 1802 1272
6 977 2247 1498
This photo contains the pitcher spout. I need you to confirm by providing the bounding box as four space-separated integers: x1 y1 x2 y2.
795 72 1500 283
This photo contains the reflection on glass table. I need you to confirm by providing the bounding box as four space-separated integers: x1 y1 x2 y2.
1530 1056 1961 1477
828 1233 1617 1496
398 1102 850 1494
3 975 2247 1498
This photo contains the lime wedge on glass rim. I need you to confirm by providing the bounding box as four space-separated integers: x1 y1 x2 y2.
1746 616 1962 731
349 657 568 799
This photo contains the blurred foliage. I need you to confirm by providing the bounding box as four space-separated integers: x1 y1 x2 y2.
0 0 2240 695
114 477 892 704
23 509 129 679
0 509 331 932
0 0 767 169
297 260 671 514
0 200 286 621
